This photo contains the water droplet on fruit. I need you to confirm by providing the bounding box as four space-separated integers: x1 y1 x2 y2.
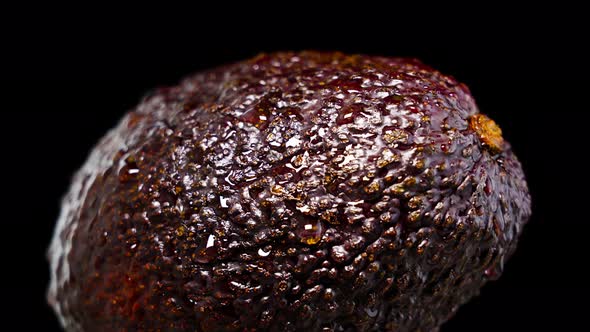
195 234 217 263
365 307 379 317
240 107 271 130
206 234 215 248
258 248 271 257
219 195 229 208
119 156 140 182
297 220 323 245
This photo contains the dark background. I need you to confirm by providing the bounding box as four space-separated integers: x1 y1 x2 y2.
2 9 586 331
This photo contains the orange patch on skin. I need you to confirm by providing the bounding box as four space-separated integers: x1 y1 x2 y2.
470 114 504 154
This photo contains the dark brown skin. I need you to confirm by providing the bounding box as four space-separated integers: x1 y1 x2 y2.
48 51 531 331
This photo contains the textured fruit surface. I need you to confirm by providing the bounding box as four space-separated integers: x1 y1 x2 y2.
48 51 531 331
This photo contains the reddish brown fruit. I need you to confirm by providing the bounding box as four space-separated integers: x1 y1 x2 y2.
48 51 531 331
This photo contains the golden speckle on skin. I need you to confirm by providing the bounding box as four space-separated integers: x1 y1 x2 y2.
175 226 186 237
403 177 417 187
364 181 381 194
391 184 406 195
377 149 399 168
383 129 409 145
413 159 425 170
469 114 504 154
408 196 423 209
368 262 380 272
408 210 422 223
271 185 284 195
304 236 321 245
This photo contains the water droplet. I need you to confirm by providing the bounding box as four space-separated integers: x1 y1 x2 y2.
336 104 363 125
240 107 271 129
297 220 323 245
118 156 140 182
206 234 216 248
365 307 379 317
258 248 271 257
285 136 302 148
195 234 217 263
219 195 229 208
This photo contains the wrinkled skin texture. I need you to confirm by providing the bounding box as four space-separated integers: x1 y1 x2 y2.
48 52 531 331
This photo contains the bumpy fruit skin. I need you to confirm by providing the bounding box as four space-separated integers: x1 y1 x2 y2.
48 51 531 331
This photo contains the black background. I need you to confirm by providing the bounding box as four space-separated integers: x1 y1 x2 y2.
2 8 587 331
